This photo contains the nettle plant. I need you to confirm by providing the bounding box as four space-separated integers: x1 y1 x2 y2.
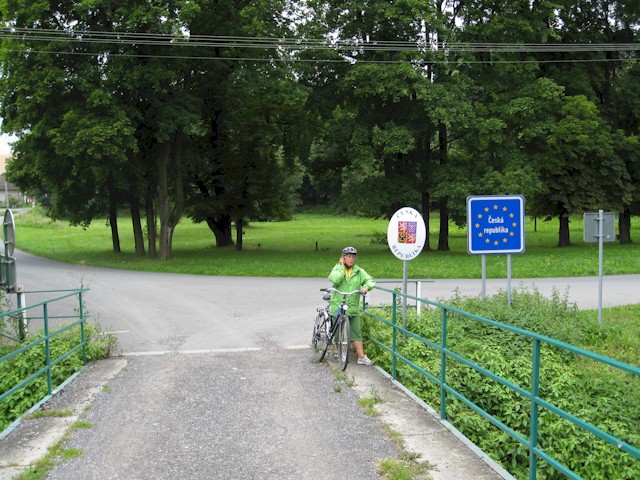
0 300 118 433
0 290 27 350
364 290 639 480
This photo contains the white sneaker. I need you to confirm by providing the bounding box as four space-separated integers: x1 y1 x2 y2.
357 355 373 366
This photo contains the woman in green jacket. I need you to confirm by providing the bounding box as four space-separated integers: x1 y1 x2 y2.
328 246 376 365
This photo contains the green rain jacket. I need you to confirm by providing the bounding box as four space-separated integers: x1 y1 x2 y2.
328 263 376 316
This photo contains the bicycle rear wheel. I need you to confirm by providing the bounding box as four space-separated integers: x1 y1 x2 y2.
311 311 329 362
337 314 350 371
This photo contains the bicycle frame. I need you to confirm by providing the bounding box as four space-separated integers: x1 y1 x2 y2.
320 288 361 370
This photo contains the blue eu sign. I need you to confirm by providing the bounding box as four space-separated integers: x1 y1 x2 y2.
467 195 525 255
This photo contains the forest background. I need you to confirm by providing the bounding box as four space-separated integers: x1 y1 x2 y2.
1 0 639 262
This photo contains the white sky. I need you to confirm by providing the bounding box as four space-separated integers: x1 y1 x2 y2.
0 134 15 155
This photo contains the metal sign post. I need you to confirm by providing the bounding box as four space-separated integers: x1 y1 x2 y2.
507 254 512 305
402 260 408 319
598 213 603 325
481 255 486 299
583 210 615 325
467 195 525 305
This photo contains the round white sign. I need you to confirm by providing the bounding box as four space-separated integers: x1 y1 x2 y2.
3 209 15 257
387 207 426 261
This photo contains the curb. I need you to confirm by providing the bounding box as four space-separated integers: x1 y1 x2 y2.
0 358 127 480
338 357 515 480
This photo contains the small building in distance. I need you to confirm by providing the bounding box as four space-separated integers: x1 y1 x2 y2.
0 153 26 207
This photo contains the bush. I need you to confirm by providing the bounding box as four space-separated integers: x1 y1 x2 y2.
0 322 118 432
364 288 640 479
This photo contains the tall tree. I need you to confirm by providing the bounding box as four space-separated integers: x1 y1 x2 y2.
301 0 447 251
184 0 308 249
447 0 567 237
614 62 640 243
0 1 137 243
545 0 640 242
103 1 199 260
531 95 632 246
1 1 202 259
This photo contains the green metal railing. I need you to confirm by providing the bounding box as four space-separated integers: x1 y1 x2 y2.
0 288 89 437
364 286 640 480
374 279 433 317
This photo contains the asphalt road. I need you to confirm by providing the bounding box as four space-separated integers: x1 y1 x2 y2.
13 249 323 354
13 249 640 355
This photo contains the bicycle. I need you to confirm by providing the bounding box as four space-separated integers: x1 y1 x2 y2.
310 287 361 371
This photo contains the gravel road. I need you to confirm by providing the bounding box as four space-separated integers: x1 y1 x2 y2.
44 349 402 480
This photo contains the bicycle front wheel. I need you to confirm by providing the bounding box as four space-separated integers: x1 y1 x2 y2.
311 311 329 362
337 315 350 371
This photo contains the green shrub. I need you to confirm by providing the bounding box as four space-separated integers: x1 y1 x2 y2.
0 322 118 432
364 289 640 480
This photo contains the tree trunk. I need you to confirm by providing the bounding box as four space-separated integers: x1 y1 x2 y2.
109 200 120 253
156 141 172 260
206 214 233 247
108 182 121 253
130 196 145 257
145 186 157 259
236 217 243 251
165 131 185 259
421 191 431 251
438 198 449 251
437 123 449 251
558 212 571 247
619 207 632 244
168 225 175 257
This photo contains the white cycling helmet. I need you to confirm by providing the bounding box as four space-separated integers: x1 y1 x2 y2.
342 246 358 256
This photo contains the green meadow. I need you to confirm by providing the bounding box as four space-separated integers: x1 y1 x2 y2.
10 209 640 279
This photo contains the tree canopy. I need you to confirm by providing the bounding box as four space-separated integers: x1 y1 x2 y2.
1 0 638 254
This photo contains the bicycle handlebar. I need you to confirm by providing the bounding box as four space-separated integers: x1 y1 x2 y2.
320 287 362 296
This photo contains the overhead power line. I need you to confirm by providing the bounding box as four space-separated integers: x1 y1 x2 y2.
2 26 639 52
0 26 639 64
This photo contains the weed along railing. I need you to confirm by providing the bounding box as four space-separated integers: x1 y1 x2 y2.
363 286 640 480
0 288 89 437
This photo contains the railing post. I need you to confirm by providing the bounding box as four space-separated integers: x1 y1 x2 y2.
43 303 52 395
79 291 87 365
440 308 448 421
529 339 541 480
392 292 397 380
16 286 26 341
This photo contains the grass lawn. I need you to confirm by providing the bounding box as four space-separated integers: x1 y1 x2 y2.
10 209 640 279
